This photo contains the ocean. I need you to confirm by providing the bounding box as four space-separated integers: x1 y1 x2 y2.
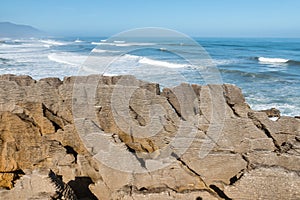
0 36 299 116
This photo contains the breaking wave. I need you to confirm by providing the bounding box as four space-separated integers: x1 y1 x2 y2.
48 53 86 66
255 57 300 66
40 40 67 46
258 57 289 63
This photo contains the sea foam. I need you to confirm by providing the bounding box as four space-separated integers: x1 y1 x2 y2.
91 41 156 47
139 57 187 68
48 53 86 66
258 57 289 63
91 49 119 53
119 54 187 68
40 40 67 46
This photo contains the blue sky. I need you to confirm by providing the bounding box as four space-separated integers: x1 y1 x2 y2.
0 0 299 37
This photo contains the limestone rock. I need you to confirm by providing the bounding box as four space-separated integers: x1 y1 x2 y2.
224 167 300 199
0 74 299 200
259 107 281 117
223 84 251 117
0 170 56 200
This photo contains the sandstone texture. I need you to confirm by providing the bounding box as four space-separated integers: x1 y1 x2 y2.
0 74 299 200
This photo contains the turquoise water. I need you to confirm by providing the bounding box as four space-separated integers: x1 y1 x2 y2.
0 37 299 116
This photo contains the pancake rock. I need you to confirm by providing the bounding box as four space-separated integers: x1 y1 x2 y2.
0 74 299 200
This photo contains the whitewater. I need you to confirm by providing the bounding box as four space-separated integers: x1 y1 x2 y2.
0 37 299 116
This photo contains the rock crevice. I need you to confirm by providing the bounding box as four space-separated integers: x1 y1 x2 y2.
0 74 299 200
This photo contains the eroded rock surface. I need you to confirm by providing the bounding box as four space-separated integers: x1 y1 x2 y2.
0 74 299 200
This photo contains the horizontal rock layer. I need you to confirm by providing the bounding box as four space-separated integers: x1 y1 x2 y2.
0 74 299 200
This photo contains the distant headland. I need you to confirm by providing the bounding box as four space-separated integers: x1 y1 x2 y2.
0 22 45 38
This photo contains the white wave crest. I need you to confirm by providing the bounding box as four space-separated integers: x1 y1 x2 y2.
116 54 188 68
258 57 289 63
91 49 119 53
48 53 87 66
113 40 125 43
118 54 140 62
40 40 66 46
91 41 156 47
101 54 187 70
117 42 156 47
91 42 104 45
139 57 186 68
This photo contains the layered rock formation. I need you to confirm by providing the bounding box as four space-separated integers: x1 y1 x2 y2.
0 74 299 200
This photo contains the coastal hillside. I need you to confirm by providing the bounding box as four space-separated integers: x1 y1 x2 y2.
0 74 299 200
0 22 44 38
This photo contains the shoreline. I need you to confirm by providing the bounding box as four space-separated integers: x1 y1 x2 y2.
0 73 297 118
1 37 300 117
